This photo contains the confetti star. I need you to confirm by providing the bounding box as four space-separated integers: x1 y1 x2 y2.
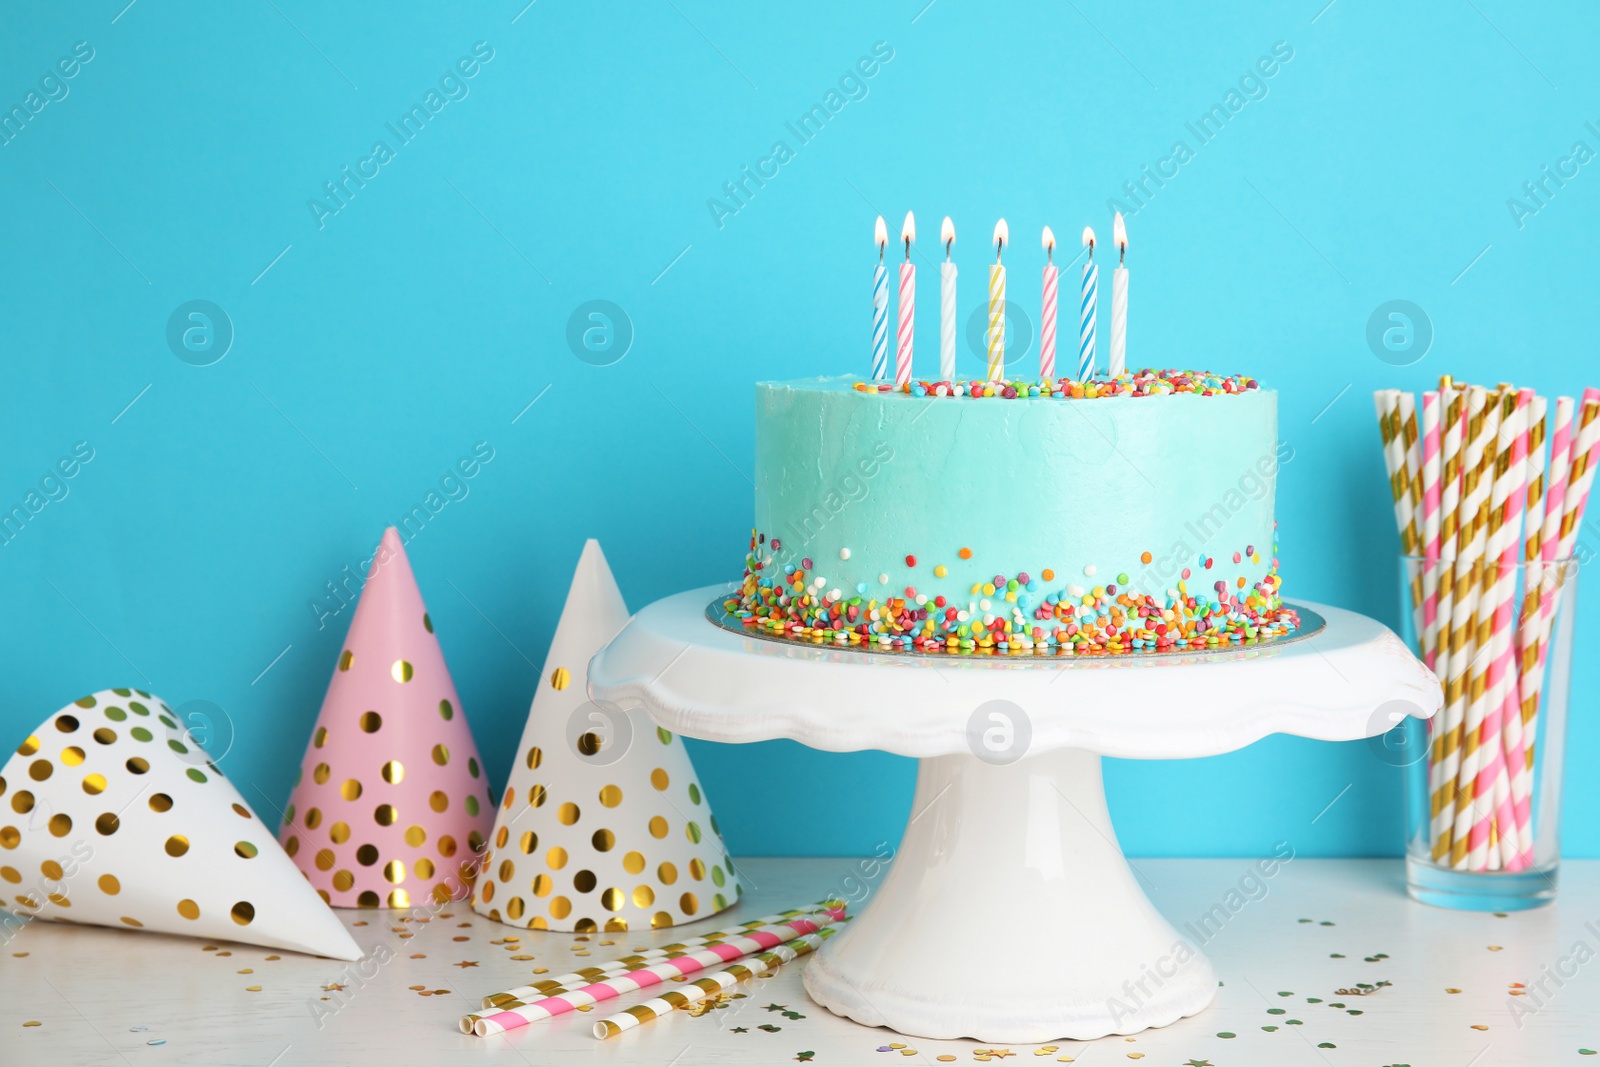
987 1052 1015 1060
321 983 346 992
764 1003 788 1012
731 1027 748 1034
1185 1060 1215 1066
454 960 479 968
796 1054 815 1063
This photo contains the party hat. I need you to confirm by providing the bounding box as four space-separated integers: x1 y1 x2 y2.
472 539 740 933
281 528 493 909
0 688 359 960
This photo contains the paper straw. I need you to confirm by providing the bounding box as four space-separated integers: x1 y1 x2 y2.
1433 385 1482 861
1448 386 1498 869
1428 384 1466 856
1420 391 1442 670
592 927 836 1039
466 913 845 1037
479 904 840 1009
1468 390 1526 871
1519 395 1576 776
1375 392 1425 656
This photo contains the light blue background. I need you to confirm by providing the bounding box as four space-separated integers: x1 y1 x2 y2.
2 1 1595 859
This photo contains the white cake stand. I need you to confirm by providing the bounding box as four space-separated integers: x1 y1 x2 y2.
588 585 1440 1043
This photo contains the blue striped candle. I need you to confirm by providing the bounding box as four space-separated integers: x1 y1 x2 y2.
1078 226 1097 380
872 216 889 379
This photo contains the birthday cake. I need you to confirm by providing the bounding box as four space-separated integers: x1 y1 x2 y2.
726 370 1299 654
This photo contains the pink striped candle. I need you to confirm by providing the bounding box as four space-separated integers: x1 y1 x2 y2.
467 911 845 1036
1040 226 1058 379
896 212 915 388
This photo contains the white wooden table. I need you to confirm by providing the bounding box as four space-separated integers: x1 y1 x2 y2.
1 857 1595 1065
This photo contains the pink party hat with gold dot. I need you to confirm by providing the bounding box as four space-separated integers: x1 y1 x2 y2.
281 527 493 909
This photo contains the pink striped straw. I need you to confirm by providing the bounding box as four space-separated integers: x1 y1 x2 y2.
1420 391 1442 671
1498 390 1539 867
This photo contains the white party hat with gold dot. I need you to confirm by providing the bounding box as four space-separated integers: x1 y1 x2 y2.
0 688 359 960
473 539 740 932
281 527 495 910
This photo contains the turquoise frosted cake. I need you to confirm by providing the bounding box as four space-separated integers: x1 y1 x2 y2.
727 370 1298 654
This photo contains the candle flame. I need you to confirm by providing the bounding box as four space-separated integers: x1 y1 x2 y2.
1081 226 1096 254
874 216 888 257
993 218 1008 257
1041 226 1056 256
901 211 916 257
940 216 955 256
1112 211 1127 256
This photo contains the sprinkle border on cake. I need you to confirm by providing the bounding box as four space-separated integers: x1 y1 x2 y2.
851 368 1259 400
726 530 1299 656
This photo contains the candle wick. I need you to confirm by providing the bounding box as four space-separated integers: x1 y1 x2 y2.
1118 243 1126 266
904 237 911 261
945 240 952 260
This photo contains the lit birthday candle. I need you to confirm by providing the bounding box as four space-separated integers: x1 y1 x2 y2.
896 211 916 388
1108 211 1128 378
1079 226 1098 380
939 216 957 381
872 216 889 380
1040 226 1057 380
987 218 1008 381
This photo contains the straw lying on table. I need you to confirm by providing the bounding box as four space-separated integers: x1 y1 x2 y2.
592 926 836 1039
1376 381 1600 873
462 908 846 1037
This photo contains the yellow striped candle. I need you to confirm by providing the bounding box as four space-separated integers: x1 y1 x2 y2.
987 218 1008 381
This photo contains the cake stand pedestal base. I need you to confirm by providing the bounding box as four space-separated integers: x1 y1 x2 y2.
804 746 1215 1042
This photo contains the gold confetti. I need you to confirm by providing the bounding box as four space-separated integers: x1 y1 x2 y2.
1471 1024 1489 1031
1446 987 1462 993
246 986 262 992
1488 945 1503 951
23 1021 41 1027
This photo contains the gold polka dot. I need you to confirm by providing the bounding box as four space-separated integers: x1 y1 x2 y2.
234 841 258 859
431 744 449 766
16 736 40 756
232 803 251 819
315 849 336 871
381 760 404 784
549 896 572 920
60 747 85 767
56 714 81 732
622 851 645 875
94 813 119 836
438 699 453 721
341 779 363 801
0 867 19 884
577 733 602 756
359 711 382 733
0 827 15 850
591 829 615 852
98 873 119 894
356 844 379 866
604 917 628 932
429 791 448 813
285 835 300 856
573 870 597 893
680 893 698 915
374 805 397 827
550 667 570 690
93 727 117 745
506 896 525 920
495 826 508 848
149 793 173 813
558 802 580 826
632 884 655 907
415 857 435 879
423 612 433 632
480 879 496 902
498 859 514 882
532 874 553 897
650 768 669 791
437 835 457 858
405 825 427 847
177 899 200 920
527 785 547 808
332 869 355 891
231 901 255 926
384 860 406 884
357 891 380 908
48 814 71 838
313 726 327 748
648 816 668 839
304 807 322 829
388 889 409 909
329 822 351 844
28 760 52 782
125 757 148 775
339 650 354 671
601 888 625 911
519 831 537 854
160 834 188 857
686 822 703 844
599 785 623 808
81 773 107 796
391 660 413 683
40 860 63 881
689 858 706 880
313 763 331 785
651 911 673 929
546 846 568 870
525 746 542 770
120 916 143 927
11 792 33 814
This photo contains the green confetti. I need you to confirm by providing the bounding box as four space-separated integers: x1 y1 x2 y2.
1217 1032 1237 1039
1317 1042 1337 1049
